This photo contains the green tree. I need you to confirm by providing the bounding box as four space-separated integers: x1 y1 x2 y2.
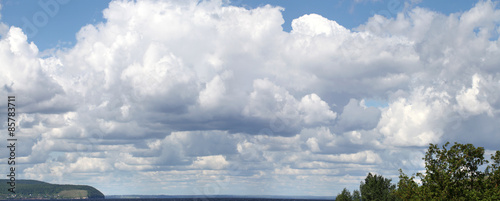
336 188 352 201
418 142 489 200
485 151 500 199
360 173 396 201
352 189 361 201
394 169 419 200
336 142 500 200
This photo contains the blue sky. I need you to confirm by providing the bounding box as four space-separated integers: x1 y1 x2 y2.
0 0 110 51
1 0 500 197
1 0 479 51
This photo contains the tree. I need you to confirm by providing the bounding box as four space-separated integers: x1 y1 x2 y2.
352 190 361 201
485 151 500 199
394 169 419 200
418 142 489 200
336 188 352 201
336 142 500 200
360 173 396 201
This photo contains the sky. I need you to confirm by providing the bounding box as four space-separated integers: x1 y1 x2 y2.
0 0 499 197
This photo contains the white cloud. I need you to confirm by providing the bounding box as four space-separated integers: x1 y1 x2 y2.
306 137 321 152
191 155 229 170
243 78 299 120
299 93 337 125
69 157 113 173
336 99 381 132
0 27 68 113
243 79 336 132
291 13 349 37
199 74 228 110
317 150 382 164
455 74 495 117
378 87 452 146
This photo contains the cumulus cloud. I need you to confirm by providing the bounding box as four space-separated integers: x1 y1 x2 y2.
378 87 452 147
0 27 69 113
336 99 381 132
191 155 229 170
1 0 500 196
455 74 496 116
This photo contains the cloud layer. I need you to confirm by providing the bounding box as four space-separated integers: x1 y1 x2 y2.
1 0 500 196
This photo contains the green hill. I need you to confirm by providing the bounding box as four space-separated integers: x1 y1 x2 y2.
0 179 104 199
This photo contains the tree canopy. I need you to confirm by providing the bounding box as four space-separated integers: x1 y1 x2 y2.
360 173 396 201
336 188 353 201
335 142 500 201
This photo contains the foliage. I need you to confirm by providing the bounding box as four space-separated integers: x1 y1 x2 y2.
335 142 500 201
394 169 418 200
360 173 396 201
352 190 361 201
58 190 88 198
484 150 500 199
335 174 395 201
335 188 353 201
417 142 489 200
0 179 104 199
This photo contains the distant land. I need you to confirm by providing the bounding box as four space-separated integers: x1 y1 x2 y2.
0 179 104 199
